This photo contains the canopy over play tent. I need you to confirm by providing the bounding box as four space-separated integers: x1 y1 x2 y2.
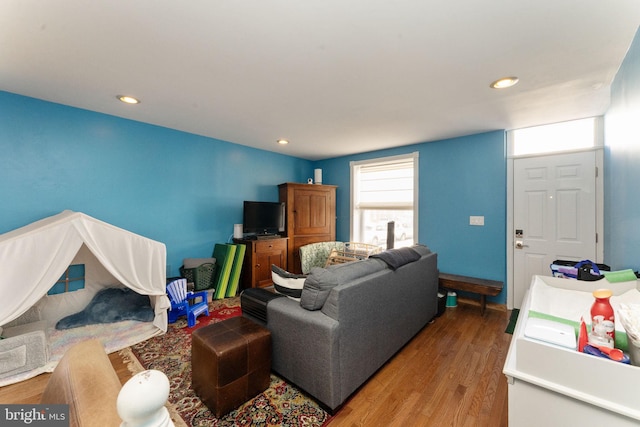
0 210 169 331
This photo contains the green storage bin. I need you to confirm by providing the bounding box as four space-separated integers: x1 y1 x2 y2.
180 260 217 291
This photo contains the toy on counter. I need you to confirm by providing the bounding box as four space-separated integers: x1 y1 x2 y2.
583 344 631 364
578 317 588 352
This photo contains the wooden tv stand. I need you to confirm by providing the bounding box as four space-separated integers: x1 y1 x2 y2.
234 237 288 289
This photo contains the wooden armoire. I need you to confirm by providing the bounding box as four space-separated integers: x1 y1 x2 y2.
278 182 337 273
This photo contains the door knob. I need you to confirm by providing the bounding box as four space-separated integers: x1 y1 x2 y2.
515 240 529 249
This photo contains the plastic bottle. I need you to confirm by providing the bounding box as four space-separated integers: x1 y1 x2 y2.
589 289 615 348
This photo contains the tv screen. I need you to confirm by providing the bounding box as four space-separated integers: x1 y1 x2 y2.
242 201 285 235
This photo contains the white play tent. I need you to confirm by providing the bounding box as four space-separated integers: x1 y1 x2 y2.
0 210 170 332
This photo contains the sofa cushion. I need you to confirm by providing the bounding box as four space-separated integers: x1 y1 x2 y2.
410 243 431 256
299 268 340 310
271 265 306 299
300 258 387 310
370 247 421 270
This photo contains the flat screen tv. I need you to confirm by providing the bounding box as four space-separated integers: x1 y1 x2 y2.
242 201 285 236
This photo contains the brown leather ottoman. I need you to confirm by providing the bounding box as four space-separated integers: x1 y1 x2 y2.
191 316 271 417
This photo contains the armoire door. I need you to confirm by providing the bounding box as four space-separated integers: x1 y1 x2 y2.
292 187 333 236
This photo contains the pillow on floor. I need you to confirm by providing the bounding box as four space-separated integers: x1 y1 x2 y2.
271 265 307 299
56 287 154 330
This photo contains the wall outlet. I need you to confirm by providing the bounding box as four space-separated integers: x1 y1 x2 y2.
469 216 485 226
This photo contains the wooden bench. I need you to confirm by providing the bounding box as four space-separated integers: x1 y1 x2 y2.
439 273 503 316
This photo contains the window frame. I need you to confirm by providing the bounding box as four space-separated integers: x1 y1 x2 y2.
48 264 86 295
349 152 419 247
508 117 602 157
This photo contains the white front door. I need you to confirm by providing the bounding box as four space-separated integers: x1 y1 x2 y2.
512 150 598 308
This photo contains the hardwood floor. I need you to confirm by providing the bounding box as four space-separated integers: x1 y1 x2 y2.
0 299 513 426
328 299 512 427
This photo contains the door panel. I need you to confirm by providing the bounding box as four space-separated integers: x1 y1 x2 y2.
513 151 596 308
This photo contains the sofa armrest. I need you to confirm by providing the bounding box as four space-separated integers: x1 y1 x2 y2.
41 339 122 427
263 297 342 409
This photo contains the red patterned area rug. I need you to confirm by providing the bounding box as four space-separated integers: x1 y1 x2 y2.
125 296 331 427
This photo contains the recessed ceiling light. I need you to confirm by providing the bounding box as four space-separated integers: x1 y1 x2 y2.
277 139 289 145
490 77 519 89
117 95 140 104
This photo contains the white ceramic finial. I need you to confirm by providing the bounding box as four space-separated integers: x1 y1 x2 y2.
117 369 174 427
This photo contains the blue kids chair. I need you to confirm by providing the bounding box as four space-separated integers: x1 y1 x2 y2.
166 278 209 327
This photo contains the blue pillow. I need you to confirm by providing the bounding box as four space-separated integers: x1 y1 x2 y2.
56 287 154 330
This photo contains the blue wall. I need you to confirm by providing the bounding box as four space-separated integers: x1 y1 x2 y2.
1 90 508 303
0 92 312 276
316 131 507 304
7 26 639 306
604 29 640 271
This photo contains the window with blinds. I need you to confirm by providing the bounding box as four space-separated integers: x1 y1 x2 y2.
350 152 418 249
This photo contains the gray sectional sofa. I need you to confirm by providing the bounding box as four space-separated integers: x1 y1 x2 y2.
242 244 438 411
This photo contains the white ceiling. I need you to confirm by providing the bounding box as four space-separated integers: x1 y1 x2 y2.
2 1 639 160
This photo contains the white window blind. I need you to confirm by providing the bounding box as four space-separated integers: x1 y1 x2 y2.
351 153 418 248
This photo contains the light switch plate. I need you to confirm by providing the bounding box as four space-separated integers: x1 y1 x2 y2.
470 216 485 226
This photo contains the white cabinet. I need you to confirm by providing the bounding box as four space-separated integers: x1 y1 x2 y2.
503 275 640 425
